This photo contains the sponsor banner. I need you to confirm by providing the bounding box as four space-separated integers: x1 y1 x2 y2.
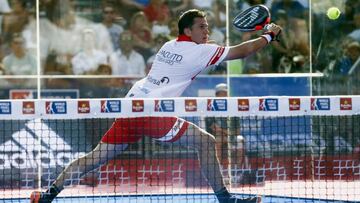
289 98 301 111
154 100 175 112
0 102 11 114
207 99 227 111
78 101 90 114
311 98 330 111
1 97 360 120
259 98 278 111
132 100 144 112
23 101 35 114
184 99 197 112
238 99 249 111
101 100 121 113
340 98 352 110
46 101 67 114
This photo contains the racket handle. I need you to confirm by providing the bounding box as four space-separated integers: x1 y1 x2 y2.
263 24 281 42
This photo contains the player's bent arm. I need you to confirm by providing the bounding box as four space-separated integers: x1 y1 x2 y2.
224 37 268 61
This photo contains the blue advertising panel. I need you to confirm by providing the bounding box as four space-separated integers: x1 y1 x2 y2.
182 76 310 97
182 75 312 155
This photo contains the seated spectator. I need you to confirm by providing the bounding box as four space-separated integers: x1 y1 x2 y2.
21 7 36 57
272 9 309 73
40 0 113 71
119 0 150 20
271 0 307 19
0 0 11 35
101 5 124 51
2 33 36 75
192 0 214 10
129 11 153 60
110 30 146 76
2 0 30 43
205 10 225 45
71 28 108 75
146 34 170 74
167 0 191 16
348 11 360 42
334 41 360 76
168 17 178 39
143 0 170 24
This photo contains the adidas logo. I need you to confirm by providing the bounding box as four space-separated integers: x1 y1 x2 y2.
0 118 85 169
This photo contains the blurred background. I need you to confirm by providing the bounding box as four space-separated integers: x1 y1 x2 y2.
0 0 359 99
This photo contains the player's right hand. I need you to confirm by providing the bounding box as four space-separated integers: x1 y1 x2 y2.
266 23 282 37
264 23 282 41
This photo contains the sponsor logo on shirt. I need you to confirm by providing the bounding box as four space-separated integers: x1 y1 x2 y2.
157 50 183 65
207 99 227 111
0 102 11 114
23 101 35 114
132 100 144 112
238 99 249 111
101 100 121 113
78 101 90 114
46 101 67 114
185 99 197 112
289 98 301 111
154 100 175 112
311 98 330 110
147 76 170 86
259 98 278 111
340 98 352 110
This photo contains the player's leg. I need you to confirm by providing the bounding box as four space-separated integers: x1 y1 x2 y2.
30 142 128 203
172 122 260 203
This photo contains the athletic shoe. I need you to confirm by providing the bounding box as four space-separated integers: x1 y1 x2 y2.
30 191 56 203
228 196 261 203
30 185 60 203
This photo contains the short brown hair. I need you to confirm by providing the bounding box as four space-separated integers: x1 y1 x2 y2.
178 9 206 35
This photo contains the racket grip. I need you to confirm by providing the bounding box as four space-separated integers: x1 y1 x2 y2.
263 24 281 42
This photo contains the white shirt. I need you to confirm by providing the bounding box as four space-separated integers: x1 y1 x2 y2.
110 50 146 76
126 36 229 98
2 53 37 75
71 50 107 75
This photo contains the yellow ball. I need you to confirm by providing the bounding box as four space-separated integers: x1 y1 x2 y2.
327 7 341 20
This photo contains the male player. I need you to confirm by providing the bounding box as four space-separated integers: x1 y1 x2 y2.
31 9 281 203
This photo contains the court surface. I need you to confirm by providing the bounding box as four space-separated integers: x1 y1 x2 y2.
2 181 359 203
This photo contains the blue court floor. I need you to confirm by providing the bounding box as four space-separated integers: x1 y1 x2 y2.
3 194 359 203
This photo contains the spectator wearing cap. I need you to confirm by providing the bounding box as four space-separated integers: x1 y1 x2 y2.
215 83 228 97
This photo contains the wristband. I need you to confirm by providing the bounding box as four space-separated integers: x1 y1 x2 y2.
264 31 275 39
261 34 272 43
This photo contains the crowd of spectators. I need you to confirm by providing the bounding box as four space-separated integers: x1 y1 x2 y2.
0 0 358 84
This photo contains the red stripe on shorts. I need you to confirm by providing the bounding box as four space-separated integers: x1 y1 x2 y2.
101 117 189 144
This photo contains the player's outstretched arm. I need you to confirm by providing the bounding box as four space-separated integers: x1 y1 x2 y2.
224 23 282 61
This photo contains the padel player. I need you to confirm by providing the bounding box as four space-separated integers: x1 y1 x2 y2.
31 9 281 203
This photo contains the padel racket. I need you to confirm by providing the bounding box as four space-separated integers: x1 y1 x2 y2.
233 4 271 32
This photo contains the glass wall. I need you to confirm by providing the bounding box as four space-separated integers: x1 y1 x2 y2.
0 0 359 99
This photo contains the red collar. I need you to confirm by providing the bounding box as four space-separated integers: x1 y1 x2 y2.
176 34 193 42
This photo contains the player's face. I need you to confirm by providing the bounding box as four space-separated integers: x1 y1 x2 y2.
189 17 209 44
